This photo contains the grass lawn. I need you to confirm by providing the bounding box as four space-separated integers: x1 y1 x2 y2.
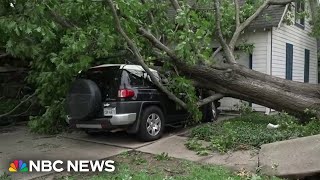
187 112 320 153
29 151 281 180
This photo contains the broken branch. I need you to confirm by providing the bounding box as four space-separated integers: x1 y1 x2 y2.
197 93 224 107
210 46 222 60
105 0 188 109
229 0 294 50
213 0 237 64
0 92 36 118
169 0 181 11
45 4 77 28
234 0 240 28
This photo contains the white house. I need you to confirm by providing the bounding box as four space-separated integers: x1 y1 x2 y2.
218 0 319 113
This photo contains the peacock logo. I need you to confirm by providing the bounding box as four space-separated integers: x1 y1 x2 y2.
9 160 29 172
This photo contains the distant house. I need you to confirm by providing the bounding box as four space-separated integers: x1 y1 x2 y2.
216 0 319 113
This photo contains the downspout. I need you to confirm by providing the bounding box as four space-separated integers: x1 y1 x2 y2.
266 28 273 115
271 28 273 77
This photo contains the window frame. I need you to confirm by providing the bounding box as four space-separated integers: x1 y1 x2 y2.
304 49 310 83
286 43 293 80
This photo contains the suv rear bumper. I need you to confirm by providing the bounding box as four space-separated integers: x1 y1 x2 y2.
67 113 137 129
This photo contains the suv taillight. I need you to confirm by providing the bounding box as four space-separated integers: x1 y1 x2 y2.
118 89 135 98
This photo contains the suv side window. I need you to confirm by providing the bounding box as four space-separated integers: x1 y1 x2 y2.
128 71 145 87
120 70 144 88
121 69 160 88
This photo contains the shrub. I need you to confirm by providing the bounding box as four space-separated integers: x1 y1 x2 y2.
28 100 67 134
189 113 320 153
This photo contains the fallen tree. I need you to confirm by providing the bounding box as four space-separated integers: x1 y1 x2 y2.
105 0 320 120
0 0 319 132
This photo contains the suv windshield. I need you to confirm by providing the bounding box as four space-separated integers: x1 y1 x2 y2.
80 66 120 101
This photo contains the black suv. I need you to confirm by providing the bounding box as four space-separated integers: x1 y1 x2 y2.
66 64 219 141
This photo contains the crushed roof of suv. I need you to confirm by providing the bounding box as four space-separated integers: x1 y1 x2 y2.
90 64 158 73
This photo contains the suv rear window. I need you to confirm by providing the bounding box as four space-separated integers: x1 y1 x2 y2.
80 67 120 101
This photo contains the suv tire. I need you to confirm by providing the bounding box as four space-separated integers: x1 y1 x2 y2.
202 102 218 122
138 106 164 141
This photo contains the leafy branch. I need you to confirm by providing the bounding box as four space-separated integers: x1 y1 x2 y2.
0 92 36 118
105 0 188 109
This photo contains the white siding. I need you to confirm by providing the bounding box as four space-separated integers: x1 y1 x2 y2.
219 31 269 112
271 2 318 84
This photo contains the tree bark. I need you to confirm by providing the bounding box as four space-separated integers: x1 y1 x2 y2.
178 63 320 120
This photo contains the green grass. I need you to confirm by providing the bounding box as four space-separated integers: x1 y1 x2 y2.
0 173 11 180
84 164 274 180
58 152 281 180
189 113 320 153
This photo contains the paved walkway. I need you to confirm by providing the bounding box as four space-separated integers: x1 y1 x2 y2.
259 134 320 178
137 135 258 171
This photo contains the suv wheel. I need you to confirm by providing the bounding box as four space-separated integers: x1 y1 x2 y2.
203 102 218 122
210 102 218 121
138 106 164 141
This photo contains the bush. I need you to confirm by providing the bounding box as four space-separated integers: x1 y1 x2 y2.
0 98 34 126
28 100 67 134
0 99 20 114
189 113 320 153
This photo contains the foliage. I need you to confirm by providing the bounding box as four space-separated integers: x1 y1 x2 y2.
0 99 20 114
313 5 320 37
189 113 320 153
0 98 35 126
0 173 11 180
28 100 66 134
185 137 211 156
131 155 147 165
155 152 171 161
234 101 253 115
167 76 202 121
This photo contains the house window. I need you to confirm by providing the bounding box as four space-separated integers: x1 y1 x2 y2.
304 49 310 83
286 43 293 80
295 1 305 28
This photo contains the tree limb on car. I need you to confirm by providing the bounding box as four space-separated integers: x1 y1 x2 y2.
107 0 224 109
105 0 188 109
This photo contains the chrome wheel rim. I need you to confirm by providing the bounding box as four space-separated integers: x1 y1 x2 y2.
146 113 161 136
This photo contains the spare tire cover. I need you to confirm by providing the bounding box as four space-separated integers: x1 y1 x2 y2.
66 79 102 120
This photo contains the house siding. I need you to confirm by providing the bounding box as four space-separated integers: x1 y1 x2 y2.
219 31 269 112
271 2 318 84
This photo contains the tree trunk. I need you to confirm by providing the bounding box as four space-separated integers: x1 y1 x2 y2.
179 63 320 120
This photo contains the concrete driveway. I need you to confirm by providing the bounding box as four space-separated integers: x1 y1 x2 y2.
0 124 186 180
60 126 185 149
